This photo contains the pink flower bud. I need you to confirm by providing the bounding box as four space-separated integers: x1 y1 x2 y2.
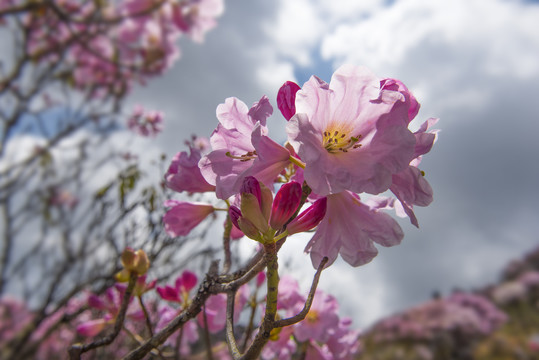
240 176 262 205
237 217 263 242
241 193 269 234
229 206 242 229
269 181 302 230
286 197 327 235
277 81 301 120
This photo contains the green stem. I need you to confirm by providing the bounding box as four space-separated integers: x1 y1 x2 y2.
273 230 289 243
288 155 306 169
264 242 279 318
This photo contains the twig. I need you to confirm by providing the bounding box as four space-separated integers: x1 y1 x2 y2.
274 257 328 328
225 289 241 359
121 261 219 360
137 295 154 337
68 274 138 359
201 303 214 360
222 216 232 274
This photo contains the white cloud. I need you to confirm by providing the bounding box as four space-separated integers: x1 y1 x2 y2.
322 0 539 74
264 0 324 67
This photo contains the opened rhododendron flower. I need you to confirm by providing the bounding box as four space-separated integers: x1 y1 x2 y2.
199 96 290 199
286 64 416 196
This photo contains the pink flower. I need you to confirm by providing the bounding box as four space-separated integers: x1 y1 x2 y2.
163 200 214 237
157 270 198 303
293 290 340 343
286 65 416 196
165 147 215 193
305 191 403 268
199 96 290 199
277 81 301 120
261 325 297 360
325 318 362 359
197 284 249 333
277 276 305 312
127 105 164 137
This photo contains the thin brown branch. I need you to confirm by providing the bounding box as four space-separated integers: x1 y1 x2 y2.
121 261 220 360
225 289 241 359
274 257 328 328
68 274 138 359
201 303 214 360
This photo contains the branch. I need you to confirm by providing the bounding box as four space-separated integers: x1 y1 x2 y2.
68 274 138 359
121 261 220 360
274 257 328 328
225 289 241 359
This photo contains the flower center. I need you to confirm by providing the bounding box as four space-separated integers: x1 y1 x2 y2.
306 309 319 323
322 129 362 154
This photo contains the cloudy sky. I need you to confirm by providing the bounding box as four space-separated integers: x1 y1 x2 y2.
128 0 539 328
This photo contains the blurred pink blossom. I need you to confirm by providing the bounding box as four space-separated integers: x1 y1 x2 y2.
127 105 164 137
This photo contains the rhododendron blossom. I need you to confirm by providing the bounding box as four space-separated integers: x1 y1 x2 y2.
287 64 417 196
199 96 290 199
293 290 340 343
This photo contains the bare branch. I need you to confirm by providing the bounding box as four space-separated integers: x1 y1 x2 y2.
274 257 329 328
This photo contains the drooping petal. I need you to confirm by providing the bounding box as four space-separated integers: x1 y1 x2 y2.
305 191 403 268
163 201 214 237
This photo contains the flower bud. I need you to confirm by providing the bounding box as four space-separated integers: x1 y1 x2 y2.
229 206 242 229
240 176 262 204
132 249 150 275
277 81 301 120
237 217 263 242
286 197 327 235
241 193 269 233
121 247 137 269
120 248 150 276
269 181 302 230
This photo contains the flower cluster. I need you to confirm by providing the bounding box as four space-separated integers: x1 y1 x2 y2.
1 0 224 98
163 64 438 269
370 292 506 343
127 105 165 137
